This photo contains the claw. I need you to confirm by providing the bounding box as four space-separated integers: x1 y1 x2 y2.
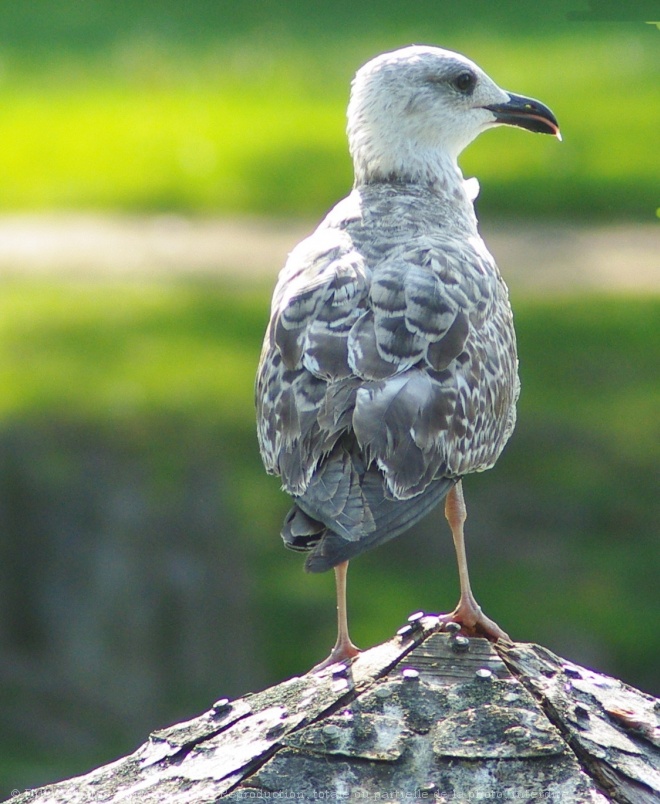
312 640 360 673
438 603 510 642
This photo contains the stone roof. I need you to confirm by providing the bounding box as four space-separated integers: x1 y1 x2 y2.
14 615 659 803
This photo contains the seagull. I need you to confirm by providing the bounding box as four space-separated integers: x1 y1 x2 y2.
256 45 560 669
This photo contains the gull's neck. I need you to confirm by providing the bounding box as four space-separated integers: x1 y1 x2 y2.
353 143 465 191
352 145 476 211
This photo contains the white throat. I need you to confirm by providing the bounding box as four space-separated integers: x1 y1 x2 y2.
350 136 466 192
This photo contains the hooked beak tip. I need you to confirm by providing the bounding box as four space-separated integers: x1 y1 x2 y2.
485 92 560 139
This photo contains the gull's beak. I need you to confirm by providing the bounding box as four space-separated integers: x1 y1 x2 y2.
484 92 561 140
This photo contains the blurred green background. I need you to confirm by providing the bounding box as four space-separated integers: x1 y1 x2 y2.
0 0 658 797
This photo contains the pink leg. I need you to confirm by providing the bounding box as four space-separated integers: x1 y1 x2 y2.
441 481 510 641
313 561 361 671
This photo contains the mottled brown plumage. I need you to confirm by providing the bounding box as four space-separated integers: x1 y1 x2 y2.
256 45 559 666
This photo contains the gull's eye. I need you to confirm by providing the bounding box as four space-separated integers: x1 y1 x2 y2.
452 70 476 94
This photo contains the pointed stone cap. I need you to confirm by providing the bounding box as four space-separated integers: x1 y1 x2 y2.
11 614 659 803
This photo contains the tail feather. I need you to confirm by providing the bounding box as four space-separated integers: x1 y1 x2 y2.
280 467 456 573
304 473 455 572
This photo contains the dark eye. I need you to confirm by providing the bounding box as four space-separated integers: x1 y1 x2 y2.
452 70 476 94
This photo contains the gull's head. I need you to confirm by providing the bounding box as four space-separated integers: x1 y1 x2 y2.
348 45 560 186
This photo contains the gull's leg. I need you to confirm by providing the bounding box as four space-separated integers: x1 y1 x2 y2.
441 481 510 642
313 561 361 671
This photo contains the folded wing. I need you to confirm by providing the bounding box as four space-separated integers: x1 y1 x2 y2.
256 221 510 571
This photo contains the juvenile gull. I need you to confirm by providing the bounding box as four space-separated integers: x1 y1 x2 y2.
256 45 560 668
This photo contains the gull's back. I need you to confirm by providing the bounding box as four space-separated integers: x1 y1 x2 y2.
256 178 519 572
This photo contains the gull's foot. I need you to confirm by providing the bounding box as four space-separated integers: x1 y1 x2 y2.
312 639 361 673
438 599 510 643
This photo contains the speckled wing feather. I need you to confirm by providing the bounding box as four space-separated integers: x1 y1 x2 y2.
256 183 519 572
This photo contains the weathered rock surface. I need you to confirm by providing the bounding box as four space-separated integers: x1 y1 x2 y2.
8 615 659 804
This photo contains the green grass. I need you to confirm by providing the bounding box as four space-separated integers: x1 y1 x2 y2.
0 2 656 218
515 298 660 462
0 279 267 424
